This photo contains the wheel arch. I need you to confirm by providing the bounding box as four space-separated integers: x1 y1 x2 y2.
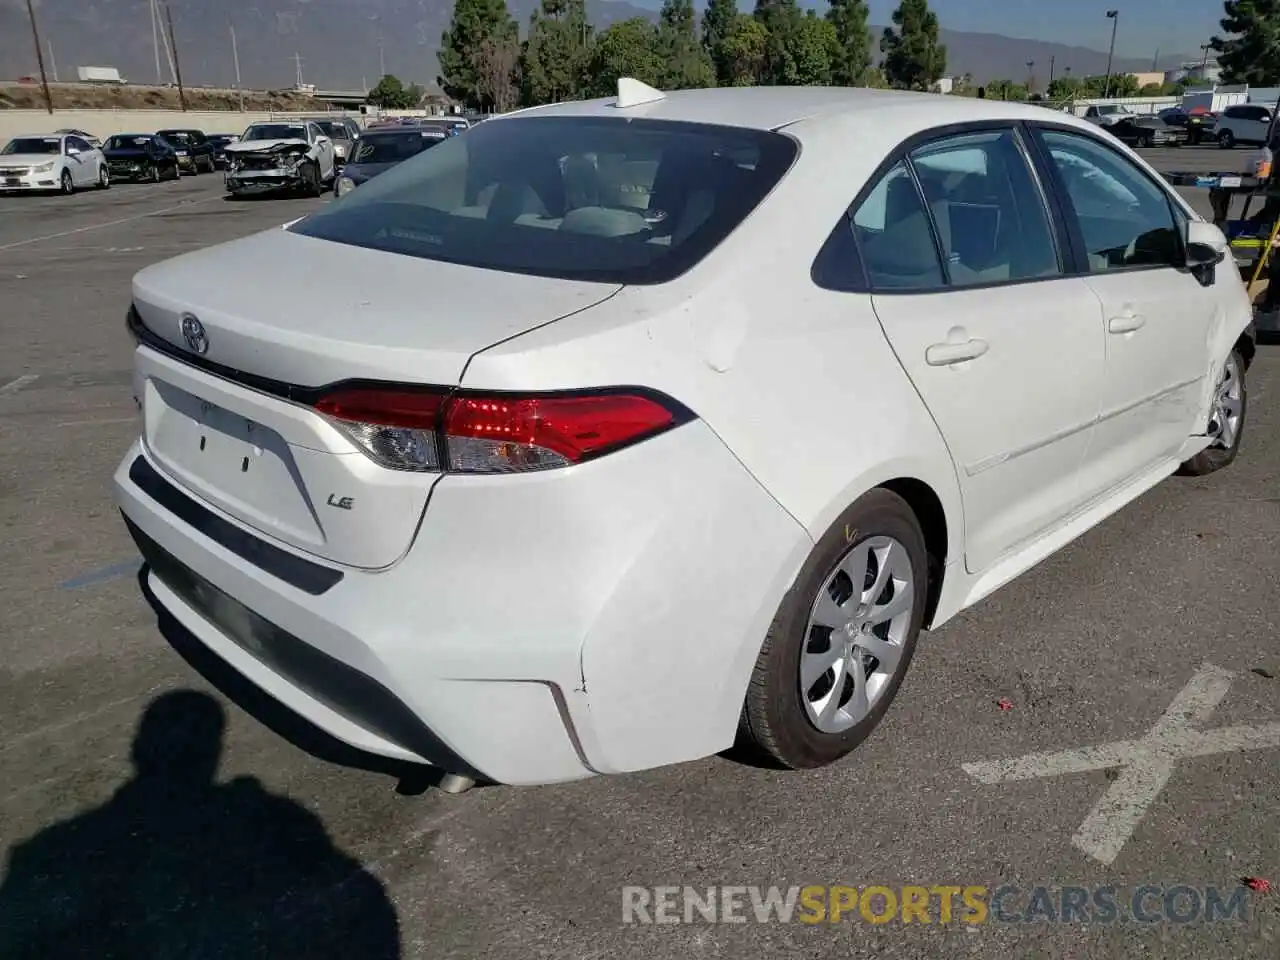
878 477 950 630
1236 328 1256 370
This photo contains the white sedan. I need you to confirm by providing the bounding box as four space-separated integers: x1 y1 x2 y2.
0 133 109 194
114 81 1256 788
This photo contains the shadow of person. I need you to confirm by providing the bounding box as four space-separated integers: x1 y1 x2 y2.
0 690 401 960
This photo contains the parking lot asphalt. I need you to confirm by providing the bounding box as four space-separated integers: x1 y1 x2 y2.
0 148 1276 959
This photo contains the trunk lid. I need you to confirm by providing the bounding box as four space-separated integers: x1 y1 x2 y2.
131 227 621 569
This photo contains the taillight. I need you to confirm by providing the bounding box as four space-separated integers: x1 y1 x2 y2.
313 385 689 474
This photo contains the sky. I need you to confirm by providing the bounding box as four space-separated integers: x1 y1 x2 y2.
866 0 1225 59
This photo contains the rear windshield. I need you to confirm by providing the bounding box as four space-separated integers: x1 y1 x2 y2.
290 116 797 284
353 131 445 163
104 135 153 150
244 125 307 141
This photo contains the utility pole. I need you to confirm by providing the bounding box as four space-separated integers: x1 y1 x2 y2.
150 0 161 83
163 0 187 110
293 51 304 88
24 0 53 114
379 41 386 79
1049 55 1056 87
1026 59 1035 93
1103 9 1119 99
230 22 243 111
47 40 57 82
1199 43 1212 84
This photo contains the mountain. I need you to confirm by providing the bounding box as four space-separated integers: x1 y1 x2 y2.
0 0 1191 92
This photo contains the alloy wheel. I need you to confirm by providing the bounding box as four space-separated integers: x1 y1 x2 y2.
1207 352 1244 450
800 536 915 734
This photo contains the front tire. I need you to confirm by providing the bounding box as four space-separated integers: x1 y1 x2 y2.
739 489 929 769
150 163 162 183
97 164 110 190
300 161 321 197
1219 129 1236 149
60 170 74 195
1179 348 1247 476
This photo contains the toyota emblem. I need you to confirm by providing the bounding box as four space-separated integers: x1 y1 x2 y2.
180 313 209 355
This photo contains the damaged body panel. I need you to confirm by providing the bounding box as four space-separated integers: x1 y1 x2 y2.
224 122 336 197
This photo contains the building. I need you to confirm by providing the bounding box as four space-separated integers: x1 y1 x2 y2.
1128 71 1166 90
930 76 955 95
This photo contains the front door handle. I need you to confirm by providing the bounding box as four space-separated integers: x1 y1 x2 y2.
1108 312 1146 334
925 338 989 366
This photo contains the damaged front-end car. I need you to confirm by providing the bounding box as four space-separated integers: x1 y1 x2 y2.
224 141 322 198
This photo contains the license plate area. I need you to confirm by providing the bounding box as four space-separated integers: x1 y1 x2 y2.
145 377 325 547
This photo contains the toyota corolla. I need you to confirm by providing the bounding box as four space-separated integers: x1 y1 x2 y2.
114 81 1255 789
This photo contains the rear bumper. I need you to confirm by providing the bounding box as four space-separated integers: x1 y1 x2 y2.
114 422 810 785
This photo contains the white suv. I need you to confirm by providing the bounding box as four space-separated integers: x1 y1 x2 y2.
1213 103 1274 148
114 84 1256 788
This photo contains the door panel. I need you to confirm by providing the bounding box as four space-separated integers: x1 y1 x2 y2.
855 128 1107 574
1036 129 1214 498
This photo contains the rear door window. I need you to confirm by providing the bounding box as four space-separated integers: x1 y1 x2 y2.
291 116 798 284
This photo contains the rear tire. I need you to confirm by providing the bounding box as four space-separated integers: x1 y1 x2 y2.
739 489 929 770
97 164 110 190
1219 129 1236 149
1179 348 1247 476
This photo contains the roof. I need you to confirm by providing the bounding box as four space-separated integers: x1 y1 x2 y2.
501 84 1086 133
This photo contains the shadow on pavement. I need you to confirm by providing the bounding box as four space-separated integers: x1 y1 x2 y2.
0 690 402 959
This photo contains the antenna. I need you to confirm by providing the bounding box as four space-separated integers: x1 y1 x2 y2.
615 77 665 109
293 51 304 88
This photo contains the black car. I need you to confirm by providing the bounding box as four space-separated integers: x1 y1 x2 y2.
1158 108 1217 145
205 134 240 169
1107 115 1188 148
156 129 217 174
101 134 182 182
333 126 449 198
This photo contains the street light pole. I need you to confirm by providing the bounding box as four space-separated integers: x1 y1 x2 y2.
24 0 53 115
1103 9 1119 99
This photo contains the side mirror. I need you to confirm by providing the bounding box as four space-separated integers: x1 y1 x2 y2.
1185 218 1228 267
316 136 330 145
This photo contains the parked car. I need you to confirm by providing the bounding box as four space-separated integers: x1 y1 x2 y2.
1105 114 1188 148
101 133 182 182
206 134 240 169
156 129 218 174
1158 107 1216 145
114 83 1255 789
1083 104 1138 127
1212 103 1274 148
334 125 448 197
0 132 109 193
222 120 336 197
304 117 362 168
53 127 103 148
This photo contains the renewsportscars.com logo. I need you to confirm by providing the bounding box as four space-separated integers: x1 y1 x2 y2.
622 884 1254 925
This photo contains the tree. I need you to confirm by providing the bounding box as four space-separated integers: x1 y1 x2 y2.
754 0 804 84
717 14 770 86
584 18 665 97
824 0 871 86
792 11 839 85
438 0 519 109
880 0 946 91
1212 0 1280 86
657 0 717 89
368 74 418 108
985 78 1028 101
476 35 521 112
521 0 594 105
702 0 739 84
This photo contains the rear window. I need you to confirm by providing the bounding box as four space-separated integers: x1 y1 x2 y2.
290 116 797 284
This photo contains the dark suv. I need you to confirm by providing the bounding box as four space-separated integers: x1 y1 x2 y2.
156 129 217 174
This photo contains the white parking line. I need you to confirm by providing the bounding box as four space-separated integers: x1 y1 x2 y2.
0 195 222 252
961 663 1280 866
0 374 38 397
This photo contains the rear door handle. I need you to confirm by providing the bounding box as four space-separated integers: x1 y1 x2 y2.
925 338 989 366
1108 312 1146 334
